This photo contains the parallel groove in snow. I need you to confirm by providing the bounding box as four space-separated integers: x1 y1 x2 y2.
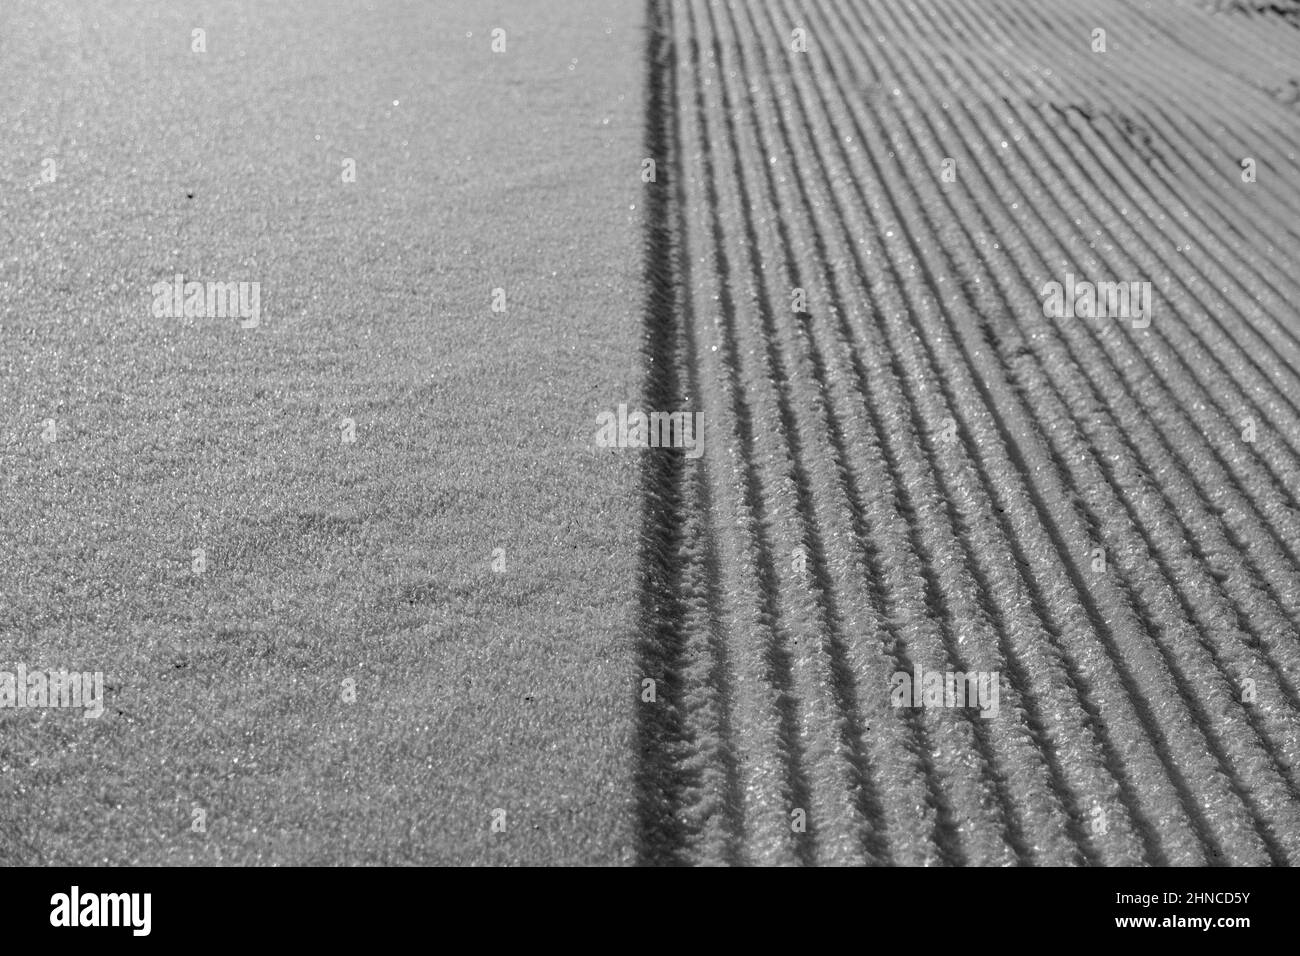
635 0 1300 865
